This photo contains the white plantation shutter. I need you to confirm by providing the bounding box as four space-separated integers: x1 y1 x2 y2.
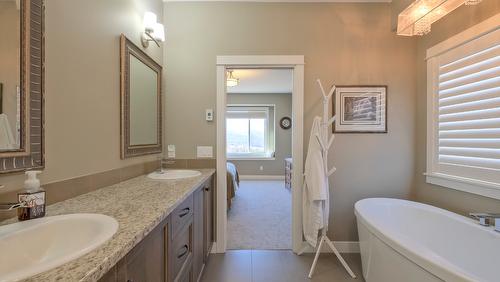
427 24 500 198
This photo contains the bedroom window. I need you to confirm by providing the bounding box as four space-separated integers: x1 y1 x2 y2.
226 105 275 159
426 18 500 200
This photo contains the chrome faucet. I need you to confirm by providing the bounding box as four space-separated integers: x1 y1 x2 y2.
0 185 28 211
157 157 175 173
0 202 28 211
469 213 500 232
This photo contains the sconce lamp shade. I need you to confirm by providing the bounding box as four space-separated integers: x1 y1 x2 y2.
141 12 165 48
143 12 157 33
153 23 165 42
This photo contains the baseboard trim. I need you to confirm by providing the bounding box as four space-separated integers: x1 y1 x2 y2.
210 241 359 254
240 175 286 180
301 241 360 253
210 242 217 254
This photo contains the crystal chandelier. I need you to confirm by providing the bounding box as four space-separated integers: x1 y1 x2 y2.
397 0 482 36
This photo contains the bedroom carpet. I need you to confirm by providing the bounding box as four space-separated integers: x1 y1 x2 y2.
227 180 292 250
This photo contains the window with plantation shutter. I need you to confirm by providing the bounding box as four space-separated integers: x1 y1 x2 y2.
426 18 500 200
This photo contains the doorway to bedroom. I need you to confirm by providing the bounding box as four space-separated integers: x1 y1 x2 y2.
225 68 293 250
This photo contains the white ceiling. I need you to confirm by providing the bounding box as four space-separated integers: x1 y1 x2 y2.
227 69 293 94
165 0 390 2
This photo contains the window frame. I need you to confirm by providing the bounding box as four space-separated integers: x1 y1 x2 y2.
226 104 276 160
425 15 500 200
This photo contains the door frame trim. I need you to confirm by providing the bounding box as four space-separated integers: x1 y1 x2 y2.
215 55 305 253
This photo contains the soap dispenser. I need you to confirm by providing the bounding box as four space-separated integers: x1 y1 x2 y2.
17 170 46 221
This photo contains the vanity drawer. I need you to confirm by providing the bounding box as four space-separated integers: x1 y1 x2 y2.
171 194 194 237
175 258 193 282
171 218 193 281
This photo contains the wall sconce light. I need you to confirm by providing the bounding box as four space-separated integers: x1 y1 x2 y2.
141 12 165 48
397 0 482 36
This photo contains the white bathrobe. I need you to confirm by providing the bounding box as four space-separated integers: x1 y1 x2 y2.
302 116 329 248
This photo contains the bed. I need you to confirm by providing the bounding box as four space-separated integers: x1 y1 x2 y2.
226 162 240 209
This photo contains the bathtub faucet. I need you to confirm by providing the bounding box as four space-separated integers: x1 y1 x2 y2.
469 213 500 232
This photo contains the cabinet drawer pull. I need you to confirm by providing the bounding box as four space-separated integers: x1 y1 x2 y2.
178 207 190 218
204 186 210 191
177 244 189 259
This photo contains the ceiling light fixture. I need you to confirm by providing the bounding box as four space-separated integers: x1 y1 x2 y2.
226 71 239 87
397 0 482 36
141 12 165 48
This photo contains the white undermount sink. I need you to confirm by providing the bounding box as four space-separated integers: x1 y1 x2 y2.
0 213 118 282
148 169 202 180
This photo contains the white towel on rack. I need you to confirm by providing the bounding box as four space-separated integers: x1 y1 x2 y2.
303 116 329 248
0 114 16 149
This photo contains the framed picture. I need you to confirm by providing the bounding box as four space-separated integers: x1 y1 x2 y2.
333 86 387 133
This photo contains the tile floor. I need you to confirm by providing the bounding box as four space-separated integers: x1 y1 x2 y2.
201 250 365 282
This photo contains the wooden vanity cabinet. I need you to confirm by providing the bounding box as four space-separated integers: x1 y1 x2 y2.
193 188 204 281
98 175 214 282
99 215 170 282
169 194 194 282
182 178 214 282
203 180 214 263
119 219 168 282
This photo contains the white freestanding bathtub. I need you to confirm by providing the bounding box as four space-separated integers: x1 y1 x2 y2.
355 198 500 282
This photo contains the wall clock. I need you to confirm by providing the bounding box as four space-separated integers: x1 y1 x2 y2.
280 117 292 130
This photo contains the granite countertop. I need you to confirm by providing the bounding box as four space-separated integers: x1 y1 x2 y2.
1 169 215 282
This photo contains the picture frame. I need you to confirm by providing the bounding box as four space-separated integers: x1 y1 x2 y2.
333 86 387 133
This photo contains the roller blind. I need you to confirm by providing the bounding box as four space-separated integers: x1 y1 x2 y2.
430 28 500 185
226 106 269 119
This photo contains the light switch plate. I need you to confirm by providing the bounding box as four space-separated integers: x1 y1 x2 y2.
167 144 176 158
206 109 214 121
197 146 213 158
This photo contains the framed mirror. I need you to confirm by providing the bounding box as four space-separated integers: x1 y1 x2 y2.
120 34 162 159
0 0 45 173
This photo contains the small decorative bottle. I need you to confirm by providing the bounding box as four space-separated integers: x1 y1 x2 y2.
17 171 46 221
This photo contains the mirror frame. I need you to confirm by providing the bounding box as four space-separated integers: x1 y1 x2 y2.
120 34 162 159
0 0 45 173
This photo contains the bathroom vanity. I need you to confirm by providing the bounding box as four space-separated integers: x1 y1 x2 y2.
0 169 215 282
98 173 214 282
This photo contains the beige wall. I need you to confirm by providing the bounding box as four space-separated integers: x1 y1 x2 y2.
0 0 164 194
164 2 417 241
227 93 292 176
390 0 414 31
413 1 500 214
1 0 493 244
